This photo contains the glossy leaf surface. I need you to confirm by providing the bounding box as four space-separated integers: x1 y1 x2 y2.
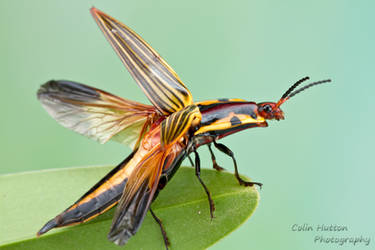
0 166 259 249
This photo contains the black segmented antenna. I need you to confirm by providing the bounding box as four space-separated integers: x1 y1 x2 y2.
288 79 331 99
280 76 310 100
275 77 331 108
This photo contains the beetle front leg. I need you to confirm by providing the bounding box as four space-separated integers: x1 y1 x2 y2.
213 141 263 188
207 144 225 171
193 150 215 219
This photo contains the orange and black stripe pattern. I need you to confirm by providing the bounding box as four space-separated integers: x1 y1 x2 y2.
161 105 201 147
37 151 136 235
195 100 267 138
91 8 193 115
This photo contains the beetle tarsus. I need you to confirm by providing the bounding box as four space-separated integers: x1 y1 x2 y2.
150 208 170 249
213 141 262 188
238 179 263 189
213 162 225 172
194 150 215 219
208 144 225 171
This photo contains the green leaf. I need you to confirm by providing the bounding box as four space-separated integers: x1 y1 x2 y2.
0 166 259 250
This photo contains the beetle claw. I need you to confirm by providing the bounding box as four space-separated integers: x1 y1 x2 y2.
239 179 263 189
213 162 225 171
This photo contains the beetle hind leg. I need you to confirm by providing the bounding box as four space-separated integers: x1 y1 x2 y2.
150 208 170 250
213 141 263 188
193 150 215 219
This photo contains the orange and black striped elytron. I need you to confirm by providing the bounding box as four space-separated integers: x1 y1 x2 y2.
37 7 331 249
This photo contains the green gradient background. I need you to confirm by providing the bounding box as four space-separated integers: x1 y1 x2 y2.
1 0 373 249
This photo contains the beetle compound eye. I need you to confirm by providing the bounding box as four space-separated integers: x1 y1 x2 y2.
263 105 272 113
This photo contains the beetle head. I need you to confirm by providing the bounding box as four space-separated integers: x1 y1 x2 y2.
257 102 284 120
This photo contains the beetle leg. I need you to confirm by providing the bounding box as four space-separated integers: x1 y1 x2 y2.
194 150 215 219
213 141 263 188
187 155 194 167
207 144 225 171
150 208 170 249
